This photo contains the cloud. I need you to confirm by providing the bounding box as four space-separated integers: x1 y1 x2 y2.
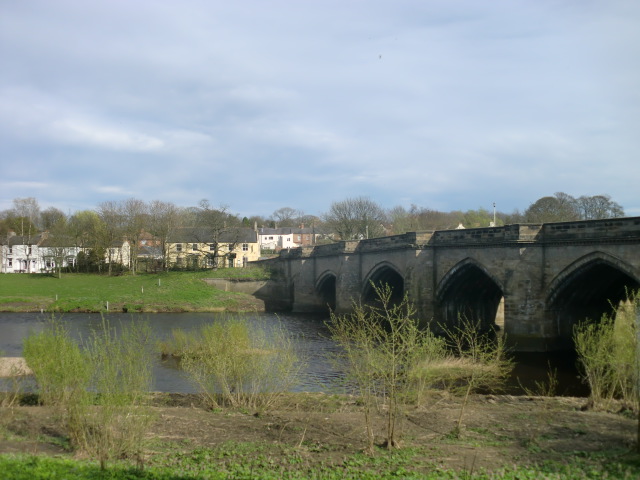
51 119 164 152
0 1 638 218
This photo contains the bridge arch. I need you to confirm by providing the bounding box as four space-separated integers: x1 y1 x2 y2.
315 270 337 312
362 261 404 305
436 257 504 331
546 251 640 345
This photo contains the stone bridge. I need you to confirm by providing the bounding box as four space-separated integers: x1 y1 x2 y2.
258 217 640 352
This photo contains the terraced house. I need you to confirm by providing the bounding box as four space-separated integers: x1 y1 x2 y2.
166 227 259 269
0 232 81 273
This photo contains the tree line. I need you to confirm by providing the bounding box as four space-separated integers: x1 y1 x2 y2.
0 192 626 269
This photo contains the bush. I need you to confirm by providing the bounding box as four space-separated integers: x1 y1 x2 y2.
165 315 300 410
327 284 448 452
574 294 639 411
22 318 91 444
23 316 154 470
81 319 154 469
440 316 512 437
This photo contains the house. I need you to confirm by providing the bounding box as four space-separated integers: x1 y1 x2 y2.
167 227 259 269
258 226 321 251
37 234 84 273
105 239 131 268
0 232 43 273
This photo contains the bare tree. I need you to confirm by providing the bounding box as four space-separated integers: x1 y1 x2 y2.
40 214 72 278
97 201 126 275
270 207 303 227
68 210 105 272
191 200 241 269
323 196 386 240
148 200 179 271
41 207 67 231
12 197 41 272
121 198 148 275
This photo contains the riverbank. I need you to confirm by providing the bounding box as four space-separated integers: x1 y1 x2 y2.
1 392 638 479
0 270 269 313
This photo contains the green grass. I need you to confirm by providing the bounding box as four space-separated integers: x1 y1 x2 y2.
0 269 271 313
0 448 638 479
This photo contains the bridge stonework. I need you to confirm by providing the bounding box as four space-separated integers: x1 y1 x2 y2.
261 217 640 352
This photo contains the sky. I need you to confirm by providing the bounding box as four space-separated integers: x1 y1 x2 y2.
1 0 639 219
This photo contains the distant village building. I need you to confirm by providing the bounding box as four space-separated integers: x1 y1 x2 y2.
166 227 259 269
258 226 320 251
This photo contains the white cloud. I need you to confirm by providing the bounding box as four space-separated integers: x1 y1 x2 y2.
51 119 164 152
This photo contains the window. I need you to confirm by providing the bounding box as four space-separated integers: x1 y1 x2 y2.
8 259 12 267
176 243 183 252
28 246 32 255
209 244 215 250
297 235 301 242
242 243 248 251
192 243 198 251
8 247 12 254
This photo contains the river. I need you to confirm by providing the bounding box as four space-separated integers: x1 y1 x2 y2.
0 312 586 396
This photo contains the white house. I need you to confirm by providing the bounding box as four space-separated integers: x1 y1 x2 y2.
37 235 84 273
105 239 131 268
1 231 134 273
0 233 42 273
258 226 321 251
258 228 296 251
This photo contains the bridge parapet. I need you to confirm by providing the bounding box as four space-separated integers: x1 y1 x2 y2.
431 224 543 245
276 232 436 258
541 217 640 242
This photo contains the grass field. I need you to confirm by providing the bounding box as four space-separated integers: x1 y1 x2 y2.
0 268 271 313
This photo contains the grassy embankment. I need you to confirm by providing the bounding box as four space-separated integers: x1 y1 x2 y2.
0 268 271 313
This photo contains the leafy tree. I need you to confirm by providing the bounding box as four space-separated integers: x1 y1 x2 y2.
524 192 580 223
576 194 625 220
323 196 386 240
525 192 624 223
462 208 495 228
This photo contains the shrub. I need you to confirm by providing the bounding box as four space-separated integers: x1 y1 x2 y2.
22 317 91 444
574 294 639 411
23 316 154 470
167 315 300 410
440 316 512 437
327 283 448 453
81 318 154 469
